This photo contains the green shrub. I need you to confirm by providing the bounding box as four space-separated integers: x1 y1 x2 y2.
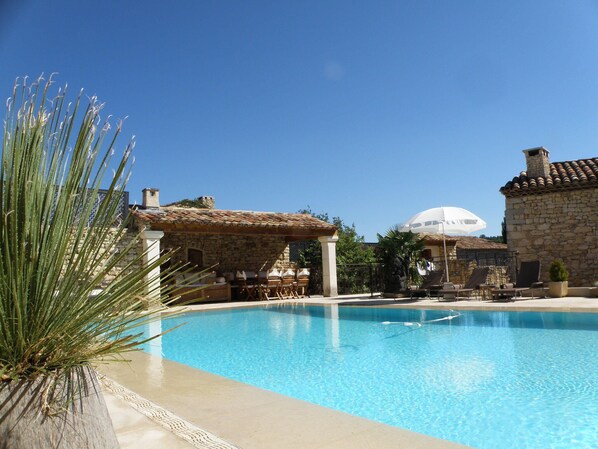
376 227 425 292
548 259 569 282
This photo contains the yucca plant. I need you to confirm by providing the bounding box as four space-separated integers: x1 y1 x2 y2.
0 75 178 448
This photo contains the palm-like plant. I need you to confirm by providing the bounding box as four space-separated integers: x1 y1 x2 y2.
0 76 177 448
376 227 426 293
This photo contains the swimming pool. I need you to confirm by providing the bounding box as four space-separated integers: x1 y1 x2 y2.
140 305 598 449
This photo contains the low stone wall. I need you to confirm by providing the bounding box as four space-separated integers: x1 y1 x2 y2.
445 259 474 285
445 259 509 286
505 188 597 286
161 232 291 273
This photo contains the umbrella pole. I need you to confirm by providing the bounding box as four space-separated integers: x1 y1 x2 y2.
442 221 450 283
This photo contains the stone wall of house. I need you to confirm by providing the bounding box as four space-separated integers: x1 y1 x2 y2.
505 188 598 286
105 230 144 282
161 232 291 273
66 228 143 285
428 244 510 287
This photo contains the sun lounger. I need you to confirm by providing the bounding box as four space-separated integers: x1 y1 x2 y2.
491 261 544 301
409 270 444 299
439 267 490 301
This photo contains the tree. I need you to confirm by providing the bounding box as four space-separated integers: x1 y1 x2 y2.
479 234 505 243
296 209 375 294
376 227 426 293
477 218 507 244
296 209 375 267
166 197 214 208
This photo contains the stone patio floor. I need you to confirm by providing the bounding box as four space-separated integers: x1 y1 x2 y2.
101 294 598 449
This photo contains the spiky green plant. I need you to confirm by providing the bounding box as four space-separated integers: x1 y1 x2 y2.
0 76 176 382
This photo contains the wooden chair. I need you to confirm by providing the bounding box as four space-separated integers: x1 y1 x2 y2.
281 268 296 299
259 269 282 300
236 270 258 301
295 268 310 298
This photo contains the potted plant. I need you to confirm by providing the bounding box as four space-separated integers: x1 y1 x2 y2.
548 259 569 298
0 76 178 448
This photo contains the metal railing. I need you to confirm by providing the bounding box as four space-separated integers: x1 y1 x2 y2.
306 252 516 296
307 263 383 297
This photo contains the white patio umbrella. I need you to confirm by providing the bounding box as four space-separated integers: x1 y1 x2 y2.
399 206 487 282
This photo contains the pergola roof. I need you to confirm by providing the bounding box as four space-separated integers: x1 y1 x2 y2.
131 206 337 240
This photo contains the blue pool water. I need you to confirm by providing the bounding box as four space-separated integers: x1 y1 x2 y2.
139 305 598 449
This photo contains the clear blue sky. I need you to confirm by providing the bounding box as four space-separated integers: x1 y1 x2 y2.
2 1 598 241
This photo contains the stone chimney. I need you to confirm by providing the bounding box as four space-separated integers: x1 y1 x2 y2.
197 196 215 209
142 188 160 209
522 147 551 178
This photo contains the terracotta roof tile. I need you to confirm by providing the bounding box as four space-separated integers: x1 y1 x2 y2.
131 206 337 235
453 236 507 250
500 157 598 197
421 234 507 250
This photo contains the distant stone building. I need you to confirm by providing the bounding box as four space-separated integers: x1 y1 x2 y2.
500 148 598 286
419 234 508 265
419 234 509 286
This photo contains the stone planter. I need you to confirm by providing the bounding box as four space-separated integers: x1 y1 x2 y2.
0 366 119 449
548 281 568 298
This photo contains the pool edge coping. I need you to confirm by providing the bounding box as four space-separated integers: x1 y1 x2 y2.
99 350 471 449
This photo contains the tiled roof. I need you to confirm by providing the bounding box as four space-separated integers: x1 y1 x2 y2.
500 157 598 197
422 234 507 250
453 236 507 250
131 206 337 236
420 234 458 245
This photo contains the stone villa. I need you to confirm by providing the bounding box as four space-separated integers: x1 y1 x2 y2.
500 148 597 285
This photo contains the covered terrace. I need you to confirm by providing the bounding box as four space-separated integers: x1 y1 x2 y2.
131 189 339 300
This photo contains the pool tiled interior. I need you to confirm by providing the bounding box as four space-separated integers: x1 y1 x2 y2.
100 295 597 449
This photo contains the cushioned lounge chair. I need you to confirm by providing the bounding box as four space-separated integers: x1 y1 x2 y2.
491 261 544 301
439 267 490 302
409 270 444 299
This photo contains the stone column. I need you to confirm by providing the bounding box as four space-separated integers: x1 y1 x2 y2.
318 234 339 297
141 230 164 309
